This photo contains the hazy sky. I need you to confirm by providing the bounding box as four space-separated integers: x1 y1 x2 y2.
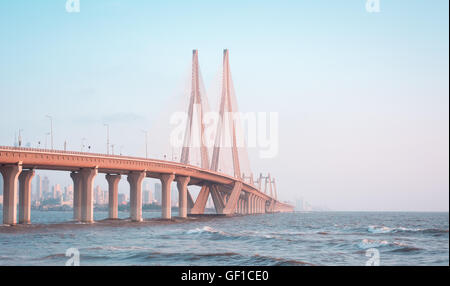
0 0 448 211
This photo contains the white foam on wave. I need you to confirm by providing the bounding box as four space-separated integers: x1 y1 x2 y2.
186 226 225 235
368 225 393 233
367 225 425 233
357 238 389 249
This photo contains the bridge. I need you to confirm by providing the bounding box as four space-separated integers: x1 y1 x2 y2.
0 49 294 225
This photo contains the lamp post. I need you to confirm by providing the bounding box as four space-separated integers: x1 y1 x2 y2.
141 129 148 159
104 123 110 155
18 129 23 147
45 115 53 150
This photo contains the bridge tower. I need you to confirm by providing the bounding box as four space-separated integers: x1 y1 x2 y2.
180 49 210 169
210 49 242 177
208 49 251 215
181 50 213 215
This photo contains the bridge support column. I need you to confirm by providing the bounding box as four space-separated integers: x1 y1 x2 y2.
0 163 22 225
106 174 121 219
243 195 248 214
190 185 210 214
18 169 35 224
70 172 82 221
176 176 190 218
127 171 146 222
160 174 175 219
246 194 252 214
80 168 98 223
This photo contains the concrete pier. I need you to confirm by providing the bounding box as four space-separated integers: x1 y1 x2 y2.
70 172 82 221
80 167 98 223
106 174 121 219
0 163 22 225
127 171 145 222
176 176 190 218
160 173 175 219
18 169 35 224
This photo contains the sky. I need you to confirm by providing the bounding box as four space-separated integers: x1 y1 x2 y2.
0 0 448 211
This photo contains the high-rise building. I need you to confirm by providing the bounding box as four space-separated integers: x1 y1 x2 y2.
118 193 127 205
94 185 107 205
34 175 42 202
142 182 153 204
63 185 73 202
42 176 50 198
171 187 178 207
154 183 161 205
143 189 152 204
52 184 62 200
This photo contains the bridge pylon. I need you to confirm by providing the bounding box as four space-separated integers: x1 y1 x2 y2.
180 49 210 169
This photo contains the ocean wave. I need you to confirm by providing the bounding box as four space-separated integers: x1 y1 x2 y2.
357 239 423 253
83 245 151 252
252 254 315 266
389 246 422 253
186 226 226 235
185 226 280 241
368 225 448 235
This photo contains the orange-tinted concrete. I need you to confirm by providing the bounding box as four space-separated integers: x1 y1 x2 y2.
70 171 82 221
160 173 175 219
18 169 35 224
1 147 294 223
80 168 97 223
0 163 22 225
190 185 210 214
106 174 121 219
128 171 146 222
176 176 190 218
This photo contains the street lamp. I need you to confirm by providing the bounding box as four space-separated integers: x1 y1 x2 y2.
104 123 110 155
141 129 148 158
18 129 23 147
45 115 53 150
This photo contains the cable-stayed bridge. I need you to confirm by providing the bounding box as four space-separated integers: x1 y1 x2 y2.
0 50 294 225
